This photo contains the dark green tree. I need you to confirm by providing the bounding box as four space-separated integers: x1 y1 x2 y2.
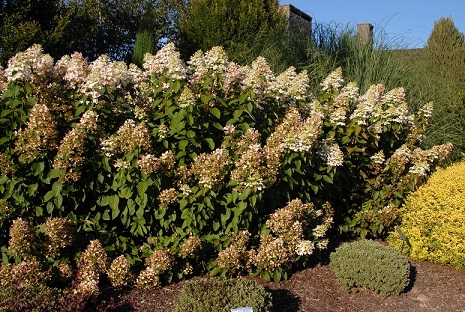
132 0 184 67
419 17 465 160
177 0 286 61
0 0 63 65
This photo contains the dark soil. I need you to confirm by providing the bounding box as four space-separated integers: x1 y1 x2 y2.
96 241 465 312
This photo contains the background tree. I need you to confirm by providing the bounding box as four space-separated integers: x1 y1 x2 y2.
0 0 183 64
0 0 63 65
177 0 286 61
416 17 465 160
132 0 184 67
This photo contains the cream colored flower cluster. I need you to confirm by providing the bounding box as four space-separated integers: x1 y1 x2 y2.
158 188 178 209
101 119 151 158
107 255 134 288
143 42 187 81
44 218 74 258
53 52 89 89
179 234 202 259
138 150 176 174
189 148 231 190
217 231 251 274
135 249 174 289
54 110 99 181
14 104 59 163
4 44 53 83
8 218 36 259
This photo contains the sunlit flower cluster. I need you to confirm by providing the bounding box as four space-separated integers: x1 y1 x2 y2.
80 55 133 102
318 139 344 167
370 150 386 165
8 218 36 259
242 56 275 102
53 52 89 89
107 255 134 288
250 234 293 271
158 188 178 209
177 86 196 108
143 42 187 81
188 46 229 85
14 104 59 163
272 67 310 102
4 44 53 83
135 267 160 289
179 234 202 258
321 67 344 92
54 110 99 181
76 240 108 284
231 143 265 192
146 249 174 273
44 218 74 258
101 119 151 157
0 258 45 291
285 108 323 153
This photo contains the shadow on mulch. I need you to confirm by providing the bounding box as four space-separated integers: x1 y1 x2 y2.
268 288 300 312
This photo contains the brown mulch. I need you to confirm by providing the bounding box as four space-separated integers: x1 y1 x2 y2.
97 245 465 312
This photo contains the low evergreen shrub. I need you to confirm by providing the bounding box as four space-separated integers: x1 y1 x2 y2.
388 161 465 268
330 239 410 298
173 276 272 312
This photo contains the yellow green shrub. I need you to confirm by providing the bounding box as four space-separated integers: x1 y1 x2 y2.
387 161 465 268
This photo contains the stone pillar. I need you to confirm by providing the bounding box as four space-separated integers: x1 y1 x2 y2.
357 23 374 44
279 4 312 33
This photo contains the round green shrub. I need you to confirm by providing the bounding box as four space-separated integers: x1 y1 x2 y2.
173 276 272 312
387 161 465 268
330 239 410 298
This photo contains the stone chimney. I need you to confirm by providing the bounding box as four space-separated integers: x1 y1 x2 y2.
357 23 374 44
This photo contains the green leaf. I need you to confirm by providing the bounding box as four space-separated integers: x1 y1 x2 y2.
323 175 333 184
137 181 149 196
54 194 63 209
47 168 63 179
210 107 221 119
44 190 55 202
205 138 215 150
33 162 45 176
119 187 133 199
109 195 119 211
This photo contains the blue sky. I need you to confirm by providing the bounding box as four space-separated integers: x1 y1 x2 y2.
280 0 465 48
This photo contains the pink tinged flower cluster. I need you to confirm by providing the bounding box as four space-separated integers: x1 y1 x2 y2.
231 142 266 192
189 148 231 189
53 52 89 89
8 218 36 259
284 108 323 153
44 218 74 258
143 42 187 81
4 44 54 83
217 231 251 273
138 150 176 174
179 234 202 259
14 104 59 163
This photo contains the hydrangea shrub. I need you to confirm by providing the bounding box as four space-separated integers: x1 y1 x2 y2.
0 44 452 287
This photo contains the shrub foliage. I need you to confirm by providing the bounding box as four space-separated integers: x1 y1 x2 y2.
388 161 465 268
173 276 272 312
330 239 411 298
0 43 452 302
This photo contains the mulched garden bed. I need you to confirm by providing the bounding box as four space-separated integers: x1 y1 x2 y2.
96 241 465 312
